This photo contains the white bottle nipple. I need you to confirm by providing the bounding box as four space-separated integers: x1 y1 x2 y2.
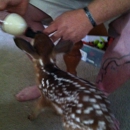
1 13 27 36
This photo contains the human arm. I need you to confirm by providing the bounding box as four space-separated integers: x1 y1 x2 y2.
44 0 130 43
88 0 130 25
0 0 29 15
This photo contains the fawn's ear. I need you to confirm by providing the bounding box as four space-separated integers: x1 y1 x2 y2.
14 37 39 59
53 39 73 54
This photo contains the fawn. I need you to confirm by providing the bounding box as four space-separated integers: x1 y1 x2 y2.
14 31 118 130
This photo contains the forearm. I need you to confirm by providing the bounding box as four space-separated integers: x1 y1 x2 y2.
88 0 130 25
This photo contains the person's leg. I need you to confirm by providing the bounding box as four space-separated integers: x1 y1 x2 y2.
15 85 41 101
96 10 130 95
15 4 52 102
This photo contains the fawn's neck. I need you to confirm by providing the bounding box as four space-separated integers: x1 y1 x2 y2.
34 58 58 83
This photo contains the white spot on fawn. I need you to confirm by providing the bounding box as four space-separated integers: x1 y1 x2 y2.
39 84 42 89
84 90 91 93
71 114 75 119
84 107 93 114
100 103 106 108
42 80 45 86
58 93 62 96
46 80 49 88
83 96 89 102
77 104 83 108
39 59 44 66
105 116 113 123
75 117 80 122
98 121 106 129
100 104 108 112
50 58 54 63
93 104 100 109
96 110 103 115
76 109 82 114
80 87 86 89
52 103 63 115
30 39 34 46
76 84 81 87
83 119 94 125
89 98 97 103
89 88 96 92
95 95 102 99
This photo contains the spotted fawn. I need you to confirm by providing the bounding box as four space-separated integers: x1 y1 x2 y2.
14 32 118 130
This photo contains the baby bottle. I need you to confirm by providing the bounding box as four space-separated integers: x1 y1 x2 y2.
0 13 27 36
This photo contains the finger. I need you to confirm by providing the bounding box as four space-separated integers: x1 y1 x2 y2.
7 1 29 15
0 1 7 10
44 22 57 35
7 6 26 15
50 32 61 42
50 30 63 42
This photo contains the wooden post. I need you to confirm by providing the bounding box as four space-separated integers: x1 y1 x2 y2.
63 41 83 76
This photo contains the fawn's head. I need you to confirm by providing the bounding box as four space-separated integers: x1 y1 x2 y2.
14 32 73 65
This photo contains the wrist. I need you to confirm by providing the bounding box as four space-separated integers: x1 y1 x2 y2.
83 7 97 27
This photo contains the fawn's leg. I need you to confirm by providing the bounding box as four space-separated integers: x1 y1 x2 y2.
28 95 52 120
64 126 82 130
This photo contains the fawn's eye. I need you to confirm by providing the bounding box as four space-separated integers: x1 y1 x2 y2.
32 45 40 55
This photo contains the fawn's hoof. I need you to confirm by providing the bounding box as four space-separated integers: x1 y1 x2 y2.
28 114 36 120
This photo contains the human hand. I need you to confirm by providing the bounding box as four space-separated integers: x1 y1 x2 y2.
0 0 29 15
44 9 93 44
